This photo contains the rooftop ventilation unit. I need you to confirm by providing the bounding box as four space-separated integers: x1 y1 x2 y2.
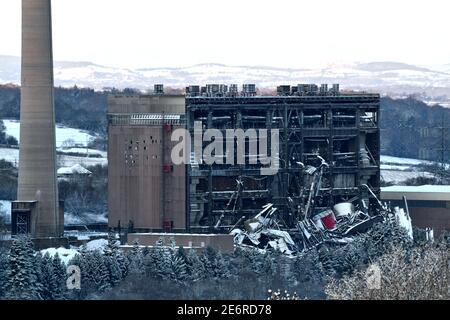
242 84 256 96
277 85 291 96
298 84 319 96
186 85 201 97
228 84 238 97
330 84 340 95
206 84 228 97
154 84 164 95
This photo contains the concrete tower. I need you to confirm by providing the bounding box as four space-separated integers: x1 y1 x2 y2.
17 0 61 238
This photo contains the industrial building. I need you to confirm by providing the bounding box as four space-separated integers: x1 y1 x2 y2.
108 83 381 236
107 86 186 232
381 185 450 236
186 84 380 232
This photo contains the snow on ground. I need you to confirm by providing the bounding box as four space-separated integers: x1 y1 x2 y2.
380 155 437 184
39 237 110 264
64 212 108 226
380 164 412 171
85 239 108 253
382 185 450 193
57 154 107 167
0 200 11 223
40 247 79 265
0 147 107 167
58 164 92 175
380 155 431 166
58 147 107 157
381 170 434 184
0 148 20 165
2 119 97 148
64 231 108 241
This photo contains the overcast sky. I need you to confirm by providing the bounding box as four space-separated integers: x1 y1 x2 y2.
0 0 449 69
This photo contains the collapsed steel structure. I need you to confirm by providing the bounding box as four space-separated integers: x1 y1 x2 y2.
186 84 381 243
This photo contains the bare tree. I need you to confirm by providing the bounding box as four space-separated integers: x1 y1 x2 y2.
325 245 449 300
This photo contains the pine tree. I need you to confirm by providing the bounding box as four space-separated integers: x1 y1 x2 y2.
116 250 129 280
200 246 217 279
167 241 187 284
33 252 45 299
214 251 231 280
128 239 144 274
104 232 120 257
91 251 111 293
156 245 172 281
51 253 67 299
4 236 41 300
39 253 54 300
142 246 150 257
185 249 205 282
200 247 231 280
105 255 122 287
0 249 8 298
104 232 125 285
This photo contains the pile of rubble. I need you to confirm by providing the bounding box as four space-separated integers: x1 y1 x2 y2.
230 158 414 255
230 202 412 255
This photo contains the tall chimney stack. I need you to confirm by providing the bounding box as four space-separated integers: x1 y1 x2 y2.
18 0 60 237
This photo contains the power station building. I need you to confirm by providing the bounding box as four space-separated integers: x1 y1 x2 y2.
107 89 186 232
108 84 380 233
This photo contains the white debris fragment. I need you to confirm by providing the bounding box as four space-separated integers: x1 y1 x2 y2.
394 207 413 240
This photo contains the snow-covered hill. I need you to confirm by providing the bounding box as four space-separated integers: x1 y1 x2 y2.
1 55 450 95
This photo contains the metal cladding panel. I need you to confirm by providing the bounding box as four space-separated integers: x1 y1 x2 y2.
18 0 60 237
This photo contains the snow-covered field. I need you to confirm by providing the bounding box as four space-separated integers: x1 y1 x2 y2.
380 155 435 184
0 147 107 167
2 119 97 148
381 170 434 185
380 155 432 166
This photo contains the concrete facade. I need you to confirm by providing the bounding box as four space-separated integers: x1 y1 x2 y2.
17 0 61 237
108 95 186 232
